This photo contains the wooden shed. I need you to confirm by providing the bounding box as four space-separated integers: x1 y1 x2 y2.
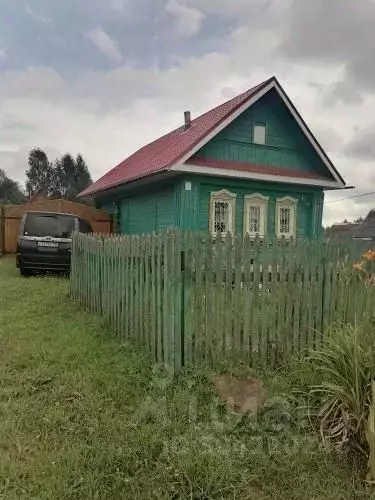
0 198 111 254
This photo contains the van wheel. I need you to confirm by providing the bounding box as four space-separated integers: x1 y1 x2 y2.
20 267 32 277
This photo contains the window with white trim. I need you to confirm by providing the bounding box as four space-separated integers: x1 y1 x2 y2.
253 123 266 145
276 197 297 238
243 194 268 238
210 190 236 236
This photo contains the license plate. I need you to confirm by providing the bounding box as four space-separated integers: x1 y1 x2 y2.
38 241 59 248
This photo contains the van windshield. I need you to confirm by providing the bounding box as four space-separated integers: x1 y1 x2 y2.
23 213 75 239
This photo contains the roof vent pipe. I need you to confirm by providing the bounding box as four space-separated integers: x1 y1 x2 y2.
184 111 191 130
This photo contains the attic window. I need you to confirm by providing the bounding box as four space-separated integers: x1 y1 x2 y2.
253 123 266 145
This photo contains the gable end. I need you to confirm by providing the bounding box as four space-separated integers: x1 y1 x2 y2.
171 78 345 189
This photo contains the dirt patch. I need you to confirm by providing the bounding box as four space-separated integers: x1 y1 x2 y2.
213 374 266 414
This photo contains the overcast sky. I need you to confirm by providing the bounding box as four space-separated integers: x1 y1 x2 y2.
1 0 374 225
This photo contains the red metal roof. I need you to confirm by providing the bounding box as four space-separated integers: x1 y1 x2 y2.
186 157 331 181
79 78 273 197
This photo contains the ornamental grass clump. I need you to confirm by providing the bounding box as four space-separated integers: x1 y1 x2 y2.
306 323 375 454
304 249 375 480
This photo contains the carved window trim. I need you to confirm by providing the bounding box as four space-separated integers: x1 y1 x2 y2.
243 193 269 238
209 189 236 236
276 196 298 238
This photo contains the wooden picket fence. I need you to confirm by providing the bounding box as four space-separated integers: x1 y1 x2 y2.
70 231 375 373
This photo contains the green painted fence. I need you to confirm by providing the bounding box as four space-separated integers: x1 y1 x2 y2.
70 231 375 373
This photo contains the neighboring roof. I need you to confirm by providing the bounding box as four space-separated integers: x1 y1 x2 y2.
353 210 375 239
325 222 360 241
80 76 346 198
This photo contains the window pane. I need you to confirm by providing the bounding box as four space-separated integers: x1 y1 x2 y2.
253 124 266 145
280 207 290 234
24 213 75 238
79 218 93 233
214 201 229 234
249 206 261 233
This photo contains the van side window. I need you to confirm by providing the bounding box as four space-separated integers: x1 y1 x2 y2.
79 219 93 234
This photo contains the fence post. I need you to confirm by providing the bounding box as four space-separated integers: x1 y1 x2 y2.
180 247 186 368
70 233 77 299
98 236 103 315
172 231 182 372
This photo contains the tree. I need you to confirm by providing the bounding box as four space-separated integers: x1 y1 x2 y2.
24 147 93 200
50 153 92 200
75 154 92 196
25 148 52 198
0 169 26 205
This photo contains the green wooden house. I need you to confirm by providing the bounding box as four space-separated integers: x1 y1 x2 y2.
79 77 346 239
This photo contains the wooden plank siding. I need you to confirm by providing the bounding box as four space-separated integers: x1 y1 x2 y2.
0 199 111 254
70 231 375 373
176 176 324 239
97 183 177 236
97 176 324 240
191 88 330 177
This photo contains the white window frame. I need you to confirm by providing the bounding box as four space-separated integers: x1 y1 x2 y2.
276 196 297 238
243 193 268 239
209 189 236 236
253 122 266 145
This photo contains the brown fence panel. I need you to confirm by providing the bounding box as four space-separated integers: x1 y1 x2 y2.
0 198 111 254
0 206 5 256
4 217 20 254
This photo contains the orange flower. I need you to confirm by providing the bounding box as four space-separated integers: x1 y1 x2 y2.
353 262 365 271
363 249 375 261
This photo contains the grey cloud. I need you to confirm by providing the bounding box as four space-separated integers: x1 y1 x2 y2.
320 81 365 108
166 0 205 38
311 123 345 155
87 26 123 63
344 126 375 161
0 67 69 100
0 149 30 185
0 0 234 73
180 0 274 19
281 0 375 95
25 4 51 24
282 0 374 61
2 115 37 132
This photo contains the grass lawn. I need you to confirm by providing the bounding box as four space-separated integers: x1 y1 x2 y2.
0 257 372 499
